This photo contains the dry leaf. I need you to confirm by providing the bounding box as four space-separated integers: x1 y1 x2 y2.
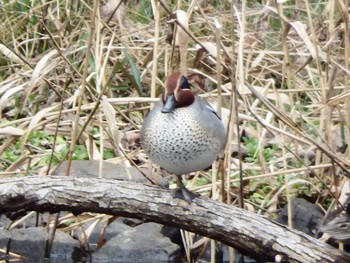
101 96 121 149
290 21 326 60
21 104 60 148
0 44 23 64
24 50 60 106
0 84 25 117
0 126 25 136
174 10 189 47
176 10 189 74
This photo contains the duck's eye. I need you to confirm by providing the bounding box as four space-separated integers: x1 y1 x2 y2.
179 76 190 90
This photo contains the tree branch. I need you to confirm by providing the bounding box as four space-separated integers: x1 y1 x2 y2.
0 176 348 262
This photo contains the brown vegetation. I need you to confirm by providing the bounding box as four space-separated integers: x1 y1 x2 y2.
1 0 350 261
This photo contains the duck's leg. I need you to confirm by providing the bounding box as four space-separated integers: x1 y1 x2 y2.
172 175 200 204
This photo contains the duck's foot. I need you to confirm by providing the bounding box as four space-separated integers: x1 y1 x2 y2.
172 188 200 204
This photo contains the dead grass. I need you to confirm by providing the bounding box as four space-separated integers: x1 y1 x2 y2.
1 0 350 260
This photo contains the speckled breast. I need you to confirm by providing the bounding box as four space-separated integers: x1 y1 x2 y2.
141 96 225 175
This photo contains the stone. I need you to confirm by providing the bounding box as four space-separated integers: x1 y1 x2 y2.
275 198 324 236
0 227 80 263
74 217 132 245
92 222 182 262
54 160 168 187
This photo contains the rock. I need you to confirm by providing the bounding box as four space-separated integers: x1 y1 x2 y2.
74 217 132 245
0 214 11 229
54 160 168 187
92 222 182 262
275 198 324 236
1 212 57 229
0 227 80 263
161 225 182 246
192 239 258 263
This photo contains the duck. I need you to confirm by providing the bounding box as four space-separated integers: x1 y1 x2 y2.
319 201 350 244
141 72 226 202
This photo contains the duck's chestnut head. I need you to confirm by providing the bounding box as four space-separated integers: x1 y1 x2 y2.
161 72 195 113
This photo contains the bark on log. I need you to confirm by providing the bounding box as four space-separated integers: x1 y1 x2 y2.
0 176 348 263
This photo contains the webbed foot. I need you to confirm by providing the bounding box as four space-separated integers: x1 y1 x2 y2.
172 188 200 204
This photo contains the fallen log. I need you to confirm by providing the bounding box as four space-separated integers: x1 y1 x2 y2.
0 175 348 262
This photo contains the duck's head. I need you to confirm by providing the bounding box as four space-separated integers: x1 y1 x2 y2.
161 72 195 113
